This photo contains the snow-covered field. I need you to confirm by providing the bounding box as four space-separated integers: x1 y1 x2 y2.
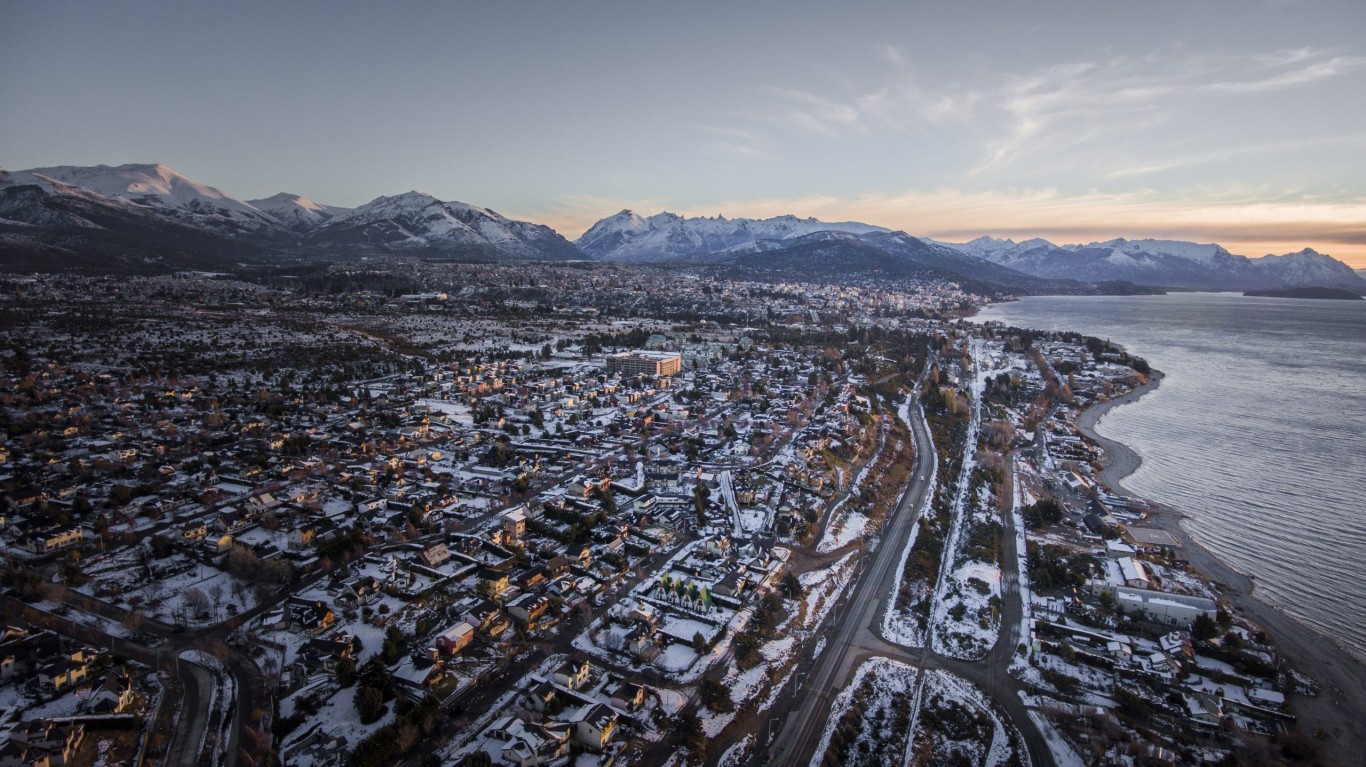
78 548 262 629
817 510 869 554
913 670 1030 767
807 657 919 767
931 340 1009 660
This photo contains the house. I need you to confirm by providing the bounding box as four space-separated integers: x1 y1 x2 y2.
546 554 571 577
552 658 591 690
208 533 235 555
0 721 85 767
710 568 746 599
287 526 315 551
460 598 503 633
501 507 527 540
391 656 442 697
625 623 658 659
434 622 474 656
298 637 354 674
483 716 570 767
570 703 618 751
37 647 94 693
570 544 593 569
524 679 559 713
285 597 336 633
1116 556 1150 589
337 576 382 607
21 527 83 554
607 680 645 711
281 729 350 767
84 670 134 713
419 542 451 568
515 567 546 591
476 566 511 599
628 600 657 627
507 593 551 629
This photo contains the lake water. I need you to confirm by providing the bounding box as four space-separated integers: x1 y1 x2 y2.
975 292 1366 661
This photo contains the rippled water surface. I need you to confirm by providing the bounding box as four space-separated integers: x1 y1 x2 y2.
976 292 1366 660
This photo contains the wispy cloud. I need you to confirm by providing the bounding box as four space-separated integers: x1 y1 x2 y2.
1106 134 1366 178
974 47 1365 176
739 44 1364 183
695 125 768 158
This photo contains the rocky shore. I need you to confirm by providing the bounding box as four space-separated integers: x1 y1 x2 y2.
1076 371 1366 766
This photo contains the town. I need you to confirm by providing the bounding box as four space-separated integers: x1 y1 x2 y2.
0 262 1325 767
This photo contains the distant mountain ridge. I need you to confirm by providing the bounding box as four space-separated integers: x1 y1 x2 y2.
1 162 1360 293
576 210 888 262
303 191 581 260
933 235 1366 294
0 163 579 269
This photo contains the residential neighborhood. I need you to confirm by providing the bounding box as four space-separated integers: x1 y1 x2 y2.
0 264 1331 767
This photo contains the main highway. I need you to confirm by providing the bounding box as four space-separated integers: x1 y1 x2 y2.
750 383 1055 767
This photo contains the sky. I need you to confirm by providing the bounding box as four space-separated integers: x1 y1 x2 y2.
4 0 1366 266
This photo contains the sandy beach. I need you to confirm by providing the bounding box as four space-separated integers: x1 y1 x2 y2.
1076 372 1366 765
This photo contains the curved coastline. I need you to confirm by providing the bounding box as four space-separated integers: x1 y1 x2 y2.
1075 370 1366 764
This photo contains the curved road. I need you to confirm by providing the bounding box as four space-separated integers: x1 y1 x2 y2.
752 385 1054 767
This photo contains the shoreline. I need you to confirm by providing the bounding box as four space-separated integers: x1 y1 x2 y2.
1075 372 1366 764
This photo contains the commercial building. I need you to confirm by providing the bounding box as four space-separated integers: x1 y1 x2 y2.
605 351 682 377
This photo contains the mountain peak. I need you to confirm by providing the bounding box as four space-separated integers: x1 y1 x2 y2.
576 210 889 262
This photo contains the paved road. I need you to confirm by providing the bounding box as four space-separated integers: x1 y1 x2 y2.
753 384 1056 767
166 659 213 767
760 386 936 766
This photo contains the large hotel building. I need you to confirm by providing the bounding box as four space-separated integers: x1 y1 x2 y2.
604 351 683 376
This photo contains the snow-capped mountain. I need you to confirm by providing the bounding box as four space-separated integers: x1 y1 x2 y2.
4 163 282 237
0 163 581 269
247 193 349 233
0 163 293 271
703 228 1052 291
576 210 889 262
305 192 580 260
1249 248 1366 293
933 235 1365 292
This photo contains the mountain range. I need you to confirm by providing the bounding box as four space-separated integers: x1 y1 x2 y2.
1 162 1362 295
0 163 579 270
935 236 1365 293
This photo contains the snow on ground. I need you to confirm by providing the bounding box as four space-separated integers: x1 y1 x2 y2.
418 398 472 425
78 548 261 628
1022 695 1088 767
931 339 1009 660
816 406 892 554
883 398 936 648
881 520 925 647
915 670 1030 767
717 733 754 767
817 510 869 554
658 643 699 673
800 551 858 632
806 657 919 767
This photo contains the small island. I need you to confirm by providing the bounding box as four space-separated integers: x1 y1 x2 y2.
1244 286 1364 300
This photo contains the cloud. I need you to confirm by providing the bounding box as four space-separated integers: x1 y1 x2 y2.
973 47 1365 176
1106 134 1366 179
